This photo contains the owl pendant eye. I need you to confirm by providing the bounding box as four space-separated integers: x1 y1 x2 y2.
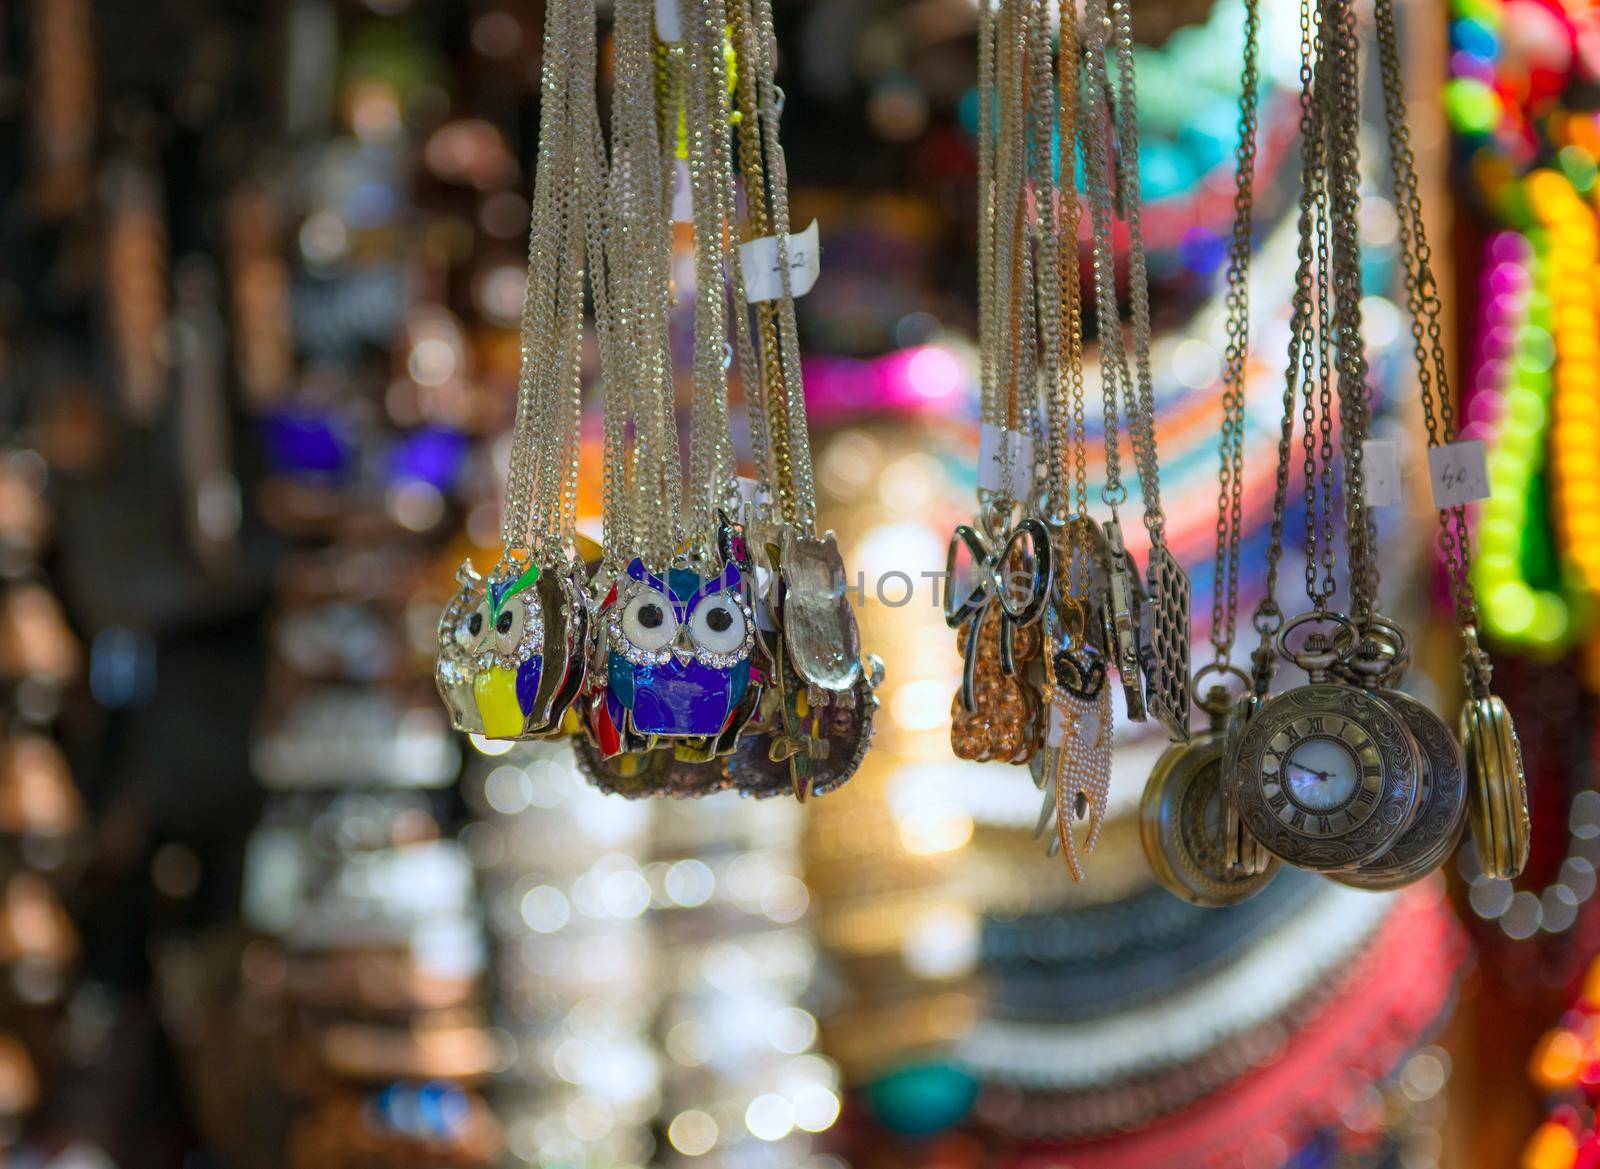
690 594 750 658
493 598 527 657
621 588 679 653
459 602 491 653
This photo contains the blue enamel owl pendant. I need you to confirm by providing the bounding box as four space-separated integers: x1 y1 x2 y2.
587 554 761 758
435 560 487 734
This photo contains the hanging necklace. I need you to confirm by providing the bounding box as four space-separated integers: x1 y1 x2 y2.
1069 0 1193 745
568 0 875 800
1037 0 1114 880
1312 0 1466 891
435 0 598 744
1223 0 1424 874
1368 0 1528 879
1140 0 1277 907
724 0 881 801
585 0 765 771
947 0 1051 768
950 0 1189 880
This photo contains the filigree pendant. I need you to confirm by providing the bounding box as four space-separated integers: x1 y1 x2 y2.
1143 544 1192 742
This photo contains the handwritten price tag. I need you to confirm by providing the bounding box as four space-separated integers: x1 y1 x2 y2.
977 424 1034 496
1428 439 1491 509
654 0 683 42
1362 440 1402 507
740 220 822 303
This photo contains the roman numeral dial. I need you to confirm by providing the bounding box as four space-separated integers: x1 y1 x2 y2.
1228 684 1421 872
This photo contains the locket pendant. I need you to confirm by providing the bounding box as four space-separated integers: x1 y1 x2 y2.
1221 693 1272 877
1143 686 1277 906
1142 704 1280 908
1330 687 1465 889
1461 692 1530 880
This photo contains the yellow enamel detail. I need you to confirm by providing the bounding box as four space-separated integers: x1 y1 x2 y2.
475 667 525 739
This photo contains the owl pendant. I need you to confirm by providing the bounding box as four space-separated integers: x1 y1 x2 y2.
435 559 487 734
587 555 760 757
471 559 547 740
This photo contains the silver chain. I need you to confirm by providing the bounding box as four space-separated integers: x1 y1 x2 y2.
507 0 579 558
1078 0 1127 513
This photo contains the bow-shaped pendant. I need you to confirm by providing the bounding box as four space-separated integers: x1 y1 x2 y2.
945 517 1053 712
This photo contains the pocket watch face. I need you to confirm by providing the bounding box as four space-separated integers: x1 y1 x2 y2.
1228 684 1421 871
1273 731 1370 826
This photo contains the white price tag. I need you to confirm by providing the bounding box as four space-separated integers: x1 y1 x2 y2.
977 424 1034 496
1428 439 1491 509
654 0 683 42
1362 439 1402 507
740 220 822 303
671 158 693 223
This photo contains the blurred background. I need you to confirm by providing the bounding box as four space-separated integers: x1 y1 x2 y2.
0 0 1595 1167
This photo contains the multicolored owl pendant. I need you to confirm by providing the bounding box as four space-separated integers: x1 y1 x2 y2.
587 555 760 758
435 560 487 734
469 557 593 741
471 559 545 739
